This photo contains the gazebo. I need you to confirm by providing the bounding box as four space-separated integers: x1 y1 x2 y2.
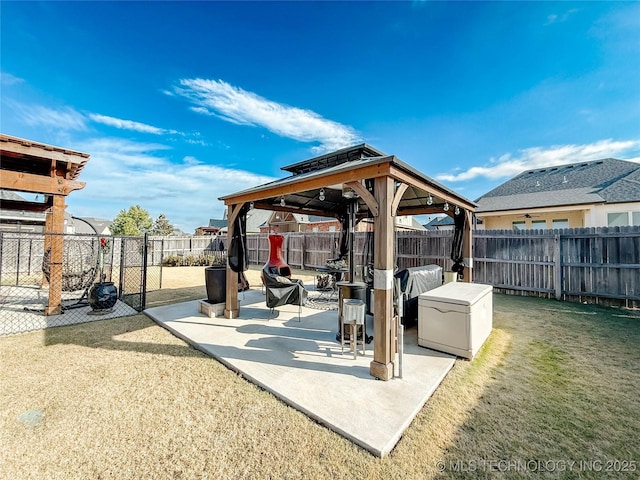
219 144 476 380
0 134 89 315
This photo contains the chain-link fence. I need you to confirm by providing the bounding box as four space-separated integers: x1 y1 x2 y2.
0 232 149 335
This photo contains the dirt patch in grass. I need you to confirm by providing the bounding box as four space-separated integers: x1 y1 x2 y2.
1 279 639 479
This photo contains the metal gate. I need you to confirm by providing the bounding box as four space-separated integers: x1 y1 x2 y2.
0 232 149 336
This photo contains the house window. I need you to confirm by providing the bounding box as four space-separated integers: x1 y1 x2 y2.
512 221 526 230
552 219 569 229
329 225 336 232
632 212 640 226
607 212 629 227
531 220 546 230
312 227 318 233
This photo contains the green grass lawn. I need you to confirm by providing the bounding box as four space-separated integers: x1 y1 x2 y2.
1 293 638 479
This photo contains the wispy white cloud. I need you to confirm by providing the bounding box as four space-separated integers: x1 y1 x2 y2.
69 136 275 233
78 137 170 168
6 101 88 131
5 99 184 138
173 78 362 153
544 8 580 26
437 139 640 182
88 113 178 135
0 72 25 86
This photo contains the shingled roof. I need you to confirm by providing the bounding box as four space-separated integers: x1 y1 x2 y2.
476 158 640 212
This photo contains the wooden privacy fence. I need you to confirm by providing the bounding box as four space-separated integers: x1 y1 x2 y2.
239 227 639 308
148 235 224 265
473 227 639 307
2 228 638 309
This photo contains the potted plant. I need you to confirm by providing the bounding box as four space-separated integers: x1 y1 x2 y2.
88 237 118 313
204 251 227 304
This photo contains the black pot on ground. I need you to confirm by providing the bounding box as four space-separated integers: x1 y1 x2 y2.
205 266 227 304
89 282 118 312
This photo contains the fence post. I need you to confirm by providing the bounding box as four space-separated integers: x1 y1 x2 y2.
119 237 126 298
27 238 33 276
15 236 21 286
0 232 3 285
554 233 562 300
159 238 164 289
141 233 148 310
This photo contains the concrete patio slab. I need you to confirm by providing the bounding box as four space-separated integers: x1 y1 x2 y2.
145 288 455 457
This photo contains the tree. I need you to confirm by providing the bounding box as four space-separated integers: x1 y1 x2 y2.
111 205 153 236
152 213 175 236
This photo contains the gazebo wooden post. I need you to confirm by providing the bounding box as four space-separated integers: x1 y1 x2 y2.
463 210 473 283
224 203 240 318
44 194 66 315
370 176 395 381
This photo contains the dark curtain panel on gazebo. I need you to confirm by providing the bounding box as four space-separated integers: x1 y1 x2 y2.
451 209 466 278
228 204 250 290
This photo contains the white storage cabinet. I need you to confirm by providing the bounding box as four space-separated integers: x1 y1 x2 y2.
418 282 493 359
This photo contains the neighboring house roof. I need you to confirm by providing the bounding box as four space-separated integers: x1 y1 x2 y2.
476 158 640 212
308 215 339 223
1 190 27 202
265 212 308 225
424 216 454 229
218 208 273 234
208 219 228 229
246 209 272 232
406 217 427 231
73 217 112 235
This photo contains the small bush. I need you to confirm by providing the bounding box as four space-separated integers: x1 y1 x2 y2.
161 252 226 267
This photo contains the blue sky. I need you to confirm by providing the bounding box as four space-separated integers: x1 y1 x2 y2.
2 1 639 233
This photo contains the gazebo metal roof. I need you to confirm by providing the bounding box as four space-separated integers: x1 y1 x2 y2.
219 143 476 219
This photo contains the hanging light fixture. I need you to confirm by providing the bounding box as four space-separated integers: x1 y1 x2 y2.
454 205 460 215
280 197 286 207
342 185 357 199
427 194 433 206
319 188 325 201
443 201 449 212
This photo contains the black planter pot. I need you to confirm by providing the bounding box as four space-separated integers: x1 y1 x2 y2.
89 282 118 312
205 266 227 304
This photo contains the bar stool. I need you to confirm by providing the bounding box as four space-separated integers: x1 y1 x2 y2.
341 299 366 359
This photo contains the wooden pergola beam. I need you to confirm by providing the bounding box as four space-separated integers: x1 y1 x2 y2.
389 165 476 211
391 183 409 215
0 135 89 180
1 170 85 196
0 198 52 213
222 163 391 206
345 181 379 217
251 201 342 219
